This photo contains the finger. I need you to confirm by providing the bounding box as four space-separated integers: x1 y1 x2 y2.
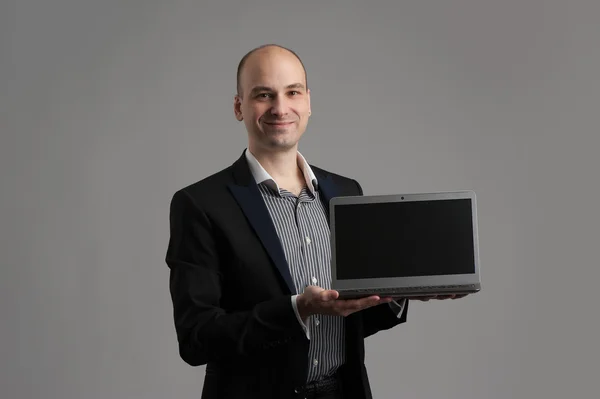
358 295 383 307
345 296 382 311
304 285 325 295
412 295 436 301
335 298 364 312
439 294 466 299
330 297 368 314
318 290 339 302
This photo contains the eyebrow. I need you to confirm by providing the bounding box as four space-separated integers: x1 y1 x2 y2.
249 83 306 96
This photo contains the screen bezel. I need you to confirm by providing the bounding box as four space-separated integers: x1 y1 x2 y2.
329 191 481 290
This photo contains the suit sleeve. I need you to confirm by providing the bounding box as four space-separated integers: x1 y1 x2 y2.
362 300 409 338
351 179 409 338
166 189 307 366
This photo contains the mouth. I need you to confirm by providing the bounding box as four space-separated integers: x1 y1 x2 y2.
263 120 295 126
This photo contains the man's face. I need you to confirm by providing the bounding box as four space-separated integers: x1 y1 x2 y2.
234 48 311 153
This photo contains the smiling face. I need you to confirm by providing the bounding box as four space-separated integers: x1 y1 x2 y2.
234 46 311 154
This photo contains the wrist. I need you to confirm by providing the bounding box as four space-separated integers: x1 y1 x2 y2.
296 293 311 321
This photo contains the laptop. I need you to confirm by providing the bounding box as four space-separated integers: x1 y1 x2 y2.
329 190 481 299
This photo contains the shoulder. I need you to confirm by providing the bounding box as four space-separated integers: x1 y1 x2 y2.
181 166 233 195
170 163 236 211
310 164 364 195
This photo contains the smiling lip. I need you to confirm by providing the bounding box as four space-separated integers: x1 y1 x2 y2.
264 121 294 126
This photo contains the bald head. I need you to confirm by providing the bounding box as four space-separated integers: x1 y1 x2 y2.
236 44 307 97
232 44 312 154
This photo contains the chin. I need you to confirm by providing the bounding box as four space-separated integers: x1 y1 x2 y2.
270 140 297 149
264 138 298 150
264 129 297 141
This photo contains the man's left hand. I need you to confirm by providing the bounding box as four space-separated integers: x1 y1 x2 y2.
409 294 468 301
387 294 469 301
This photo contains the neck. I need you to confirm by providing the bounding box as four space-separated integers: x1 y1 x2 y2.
248 144 304 185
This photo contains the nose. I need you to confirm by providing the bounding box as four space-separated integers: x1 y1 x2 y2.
269 96 289 117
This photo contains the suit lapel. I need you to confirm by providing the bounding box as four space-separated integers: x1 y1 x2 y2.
313 168 340 226
226 152 346 294
227 152 297 294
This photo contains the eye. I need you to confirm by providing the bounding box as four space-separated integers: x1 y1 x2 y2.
289 91 299 96
257 93 272 99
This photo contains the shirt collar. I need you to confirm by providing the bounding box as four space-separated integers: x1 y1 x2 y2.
245 148 318 195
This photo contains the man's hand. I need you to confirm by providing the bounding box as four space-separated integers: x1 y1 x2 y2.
407 294 469 301
296 286 392 321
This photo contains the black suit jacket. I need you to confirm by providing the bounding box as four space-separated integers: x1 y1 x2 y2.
166 150 408 398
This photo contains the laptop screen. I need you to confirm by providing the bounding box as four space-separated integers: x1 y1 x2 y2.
333 198 476 280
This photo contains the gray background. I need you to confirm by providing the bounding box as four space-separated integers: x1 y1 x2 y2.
2 0 599 398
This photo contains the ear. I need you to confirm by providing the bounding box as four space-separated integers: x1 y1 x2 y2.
233 95 243 121
307 88 311 116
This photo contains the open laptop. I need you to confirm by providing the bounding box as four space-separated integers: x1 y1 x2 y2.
329 190 481 299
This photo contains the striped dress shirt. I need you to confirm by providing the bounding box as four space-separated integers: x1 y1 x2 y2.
258 183 346 382
244 149 405 383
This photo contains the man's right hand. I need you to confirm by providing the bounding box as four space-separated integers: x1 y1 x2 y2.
296 285 391 321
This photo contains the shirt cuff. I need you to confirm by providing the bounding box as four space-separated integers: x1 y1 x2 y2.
388 298 407 318
292 294 311 340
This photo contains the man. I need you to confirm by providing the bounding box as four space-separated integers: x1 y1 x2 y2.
166 44 461 399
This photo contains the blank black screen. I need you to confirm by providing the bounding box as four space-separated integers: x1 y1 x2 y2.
334 199 475 280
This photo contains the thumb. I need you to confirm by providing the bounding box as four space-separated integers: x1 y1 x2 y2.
320 290 339 302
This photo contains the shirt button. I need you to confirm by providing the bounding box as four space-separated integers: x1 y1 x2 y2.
312 277 317 284
305 236 311 244
313 359 319 366
315 319 320 326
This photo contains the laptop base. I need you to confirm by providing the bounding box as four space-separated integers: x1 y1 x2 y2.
335 284 480 300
